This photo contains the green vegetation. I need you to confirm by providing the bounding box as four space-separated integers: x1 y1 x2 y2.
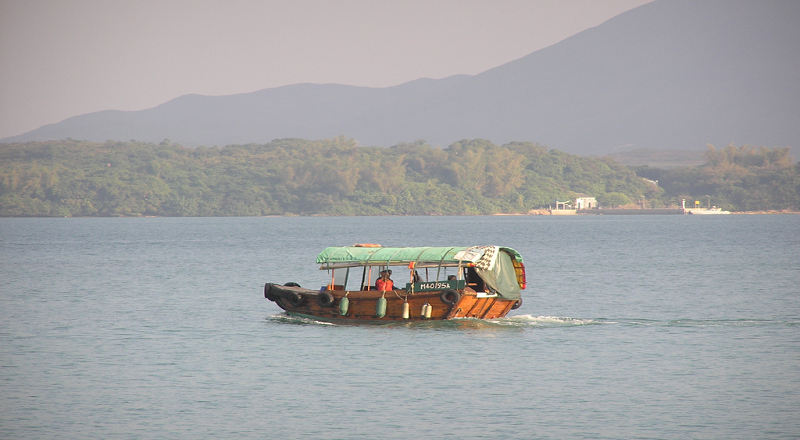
0 139 797 216
633 144 799 211
596 192 631 208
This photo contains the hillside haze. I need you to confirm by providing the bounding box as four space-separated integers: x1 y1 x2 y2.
3 0 798 156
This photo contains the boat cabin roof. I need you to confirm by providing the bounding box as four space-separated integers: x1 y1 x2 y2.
316 245 523 269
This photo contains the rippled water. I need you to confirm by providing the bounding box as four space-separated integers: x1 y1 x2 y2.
1 215 798 439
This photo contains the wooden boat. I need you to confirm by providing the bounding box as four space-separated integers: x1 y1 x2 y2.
264 245 526 322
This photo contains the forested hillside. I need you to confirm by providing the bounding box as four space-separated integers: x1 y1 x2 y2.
1 138 656 216
634 144 799 212
0 139 797 216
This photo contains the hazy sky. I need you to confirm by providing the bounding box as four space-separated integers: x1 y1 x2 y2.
0 0 651 140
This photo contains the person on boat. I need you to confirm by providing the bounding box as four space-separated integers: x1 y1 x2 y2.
413 270 423 283
376 270 394 291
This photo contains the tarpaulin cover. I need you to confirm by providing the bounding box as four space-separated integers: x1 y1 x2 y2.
476 250 522 300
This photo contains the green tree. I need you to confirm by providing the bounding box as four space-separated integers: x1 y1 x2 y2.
598 192 630 208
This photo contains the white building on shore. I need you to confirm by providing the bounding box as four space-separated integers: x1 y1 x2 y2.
574 193 597 209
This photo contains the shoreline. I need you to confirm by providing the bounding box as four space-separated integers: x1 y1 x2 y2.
2 209 799 219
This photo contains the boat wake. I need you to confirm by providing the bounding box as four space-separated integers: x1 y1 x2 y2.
265 313 337 326
265 313 797 329
493 315 604 328
264 313 603 328
494 316 798 328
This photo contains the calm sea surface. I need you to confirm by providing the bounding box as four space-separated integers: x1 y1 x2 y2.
1 215 798 439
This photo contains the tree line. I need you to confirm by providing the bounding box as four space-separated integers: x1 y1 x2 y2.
0 138 797 216
633 144 798 211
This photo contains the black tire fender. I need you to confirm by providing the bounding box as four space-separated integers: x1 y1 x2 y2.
283 282 301 287
440 289 461 305
511 297 523 310
317 291 335 307
287 291 304 307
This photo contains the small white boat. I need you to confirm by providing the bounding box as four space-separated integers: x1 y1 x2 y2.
682 198 731 215
686 207 731 215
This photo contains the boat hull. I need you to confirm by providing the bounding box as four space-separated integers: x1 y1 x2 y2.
265 283 519 322
686 208 731 215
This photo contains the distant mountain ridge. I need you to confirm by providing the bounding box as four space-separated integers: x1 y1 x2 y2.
3 0 799 156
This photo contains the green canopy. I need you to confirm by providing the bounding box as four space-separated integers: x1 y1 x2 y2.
316 245 523 268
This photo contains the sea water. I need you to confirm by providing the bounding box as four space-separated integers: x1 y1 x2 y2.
1 215 798 439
